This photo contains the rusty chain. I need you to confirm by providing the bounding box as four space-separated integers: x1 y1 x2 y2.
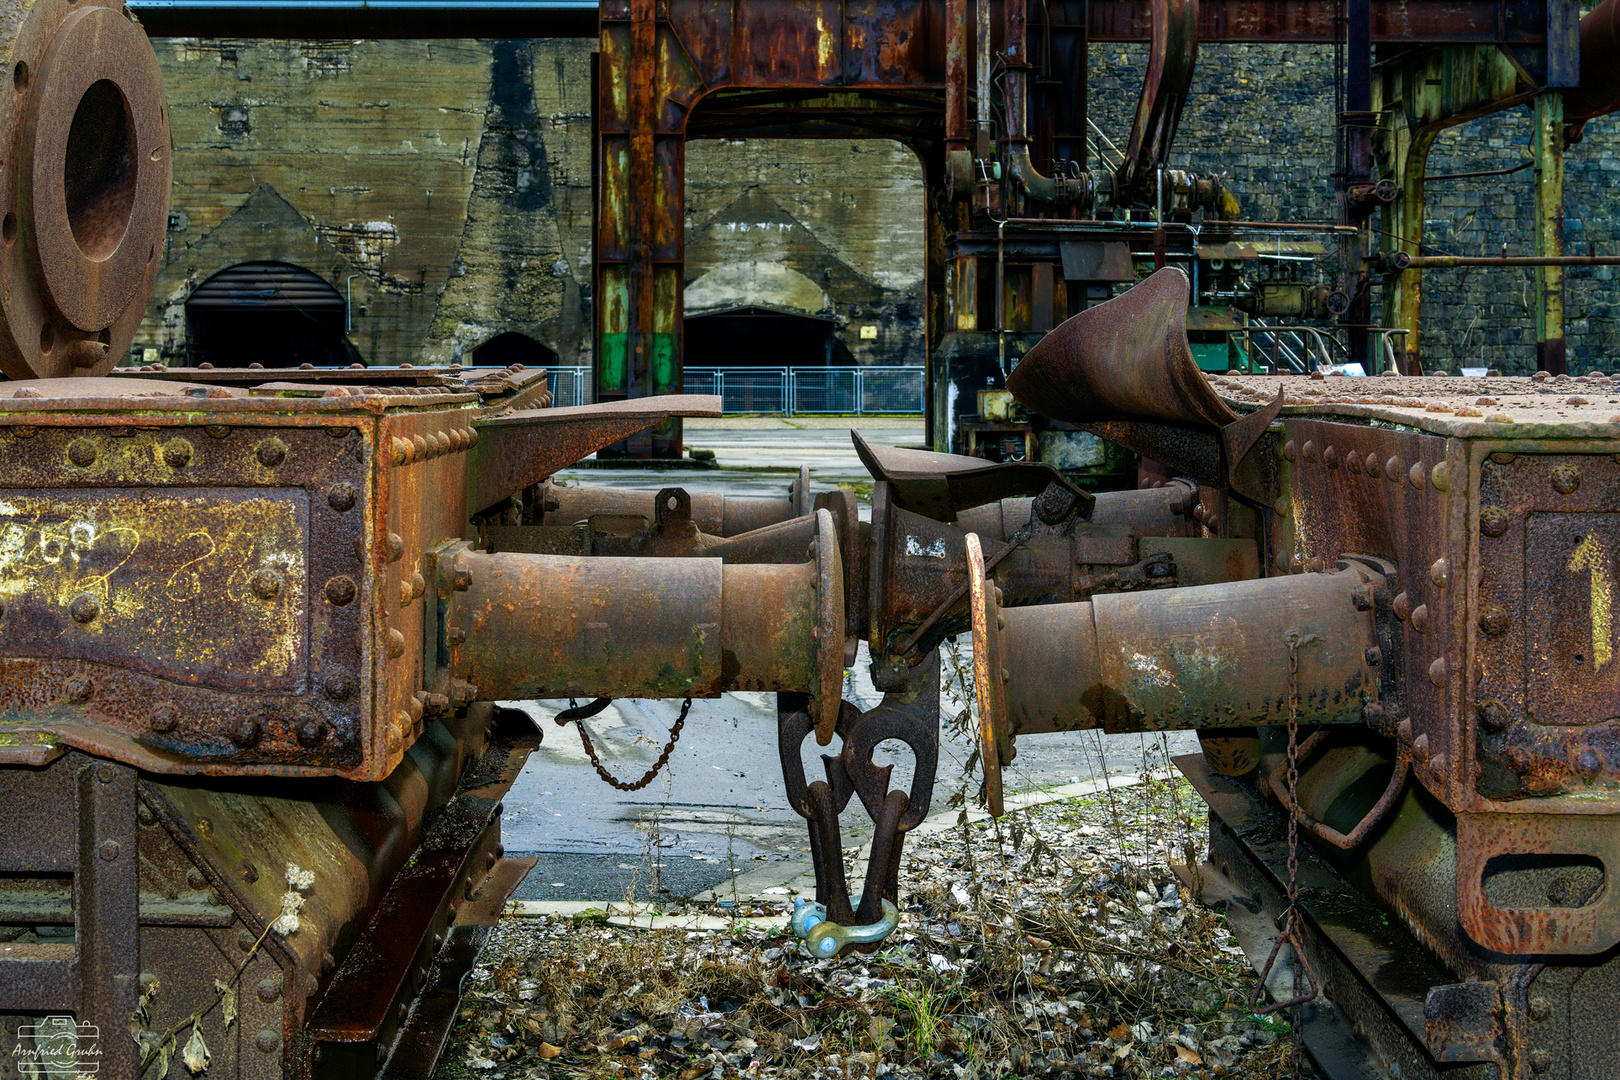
557 697 692 792
1249 631 1318 1080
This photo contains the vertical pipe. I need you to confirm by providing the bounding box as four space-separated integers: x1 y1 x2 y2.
976 0 992 159
946 0 968 156
1535 91 1567 374
1343 0 1372 369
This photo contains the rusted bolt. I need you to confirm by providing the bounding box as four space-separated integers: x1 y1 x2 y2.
326 576 357 606
400 580 414 606
1192 503 1206 523
1489 452 1515 464
411 571 427 599
1274 552 1290 573
328 481 357 512
1412 735 1430 764
447 626 467 646
99 840 120 861
297 718 329 748
163 438 194 468
1364 647 1382 666
1363 702 1386 725
67 437 97 468
1408 462 1425 489
449 680 477 707
385 533 405 563
1410 604 1429 632
1345 450 1362 474
448 567 473 591
1480 506 1510 537
1281 440 1298 462
1289 553 1305 573
241 862 258 884
97 764 114 783
257 976 283 1003
69 592 101 623
1306 557 1323 574
65 677 93 705
1428 656 1447 686
186 867 207 890
1001 667 1011 683
323 672 356 702
407 695 425 723
137 804 156 826
1578 749 1603 776
321 951 336 973
1430 461 1450 491
1528 996 1551 1022
1351 585 1374 611
1302 440 1317 463
419 692 450 717
1529 1050 1551 1074
1429 559 1449 589
1324 446 1339 469
231 718 262 748
255 1029 280 1054
1551 462 1581 495
388 629 406 658
238 929 258 952
1385 456 1403 480
1477 699 1509 731
249 569 283 600
256 437 288 468
205 424 231 440
1478 605 1510 636
391 437 411 466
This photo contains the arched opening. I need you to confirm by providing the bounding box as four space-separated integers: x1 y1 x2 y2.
683 304 844 368
185 262 350 368
472 331 559 369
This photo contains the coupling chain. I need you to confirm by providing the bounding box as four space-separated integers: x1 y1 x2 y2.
1249 632 1318 1080
557 697 692 792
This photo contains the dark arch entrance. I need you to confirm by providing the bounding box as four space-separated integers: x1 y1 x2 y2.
472 331 559 369
684 305 846 368
186 262 350 368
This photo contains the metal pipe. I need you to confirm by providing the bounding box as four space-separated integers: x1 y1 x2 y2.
1401 254 1620 268
975 0 991 158
945 0 968 155
991 560 1389 734
1424 160 1533 182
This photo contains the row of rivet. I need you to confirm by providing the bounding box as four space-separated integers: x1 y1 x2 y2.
390 427 476 466
1282 439 1452 491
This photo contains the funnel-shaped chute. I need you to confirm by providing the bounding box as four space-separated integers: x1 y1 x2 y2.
1007 267 1238 432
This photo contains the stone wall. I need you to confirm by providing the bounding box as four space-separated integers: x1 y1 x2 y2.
1089 42 1620 373
136 37 927 371
135 36 1620 375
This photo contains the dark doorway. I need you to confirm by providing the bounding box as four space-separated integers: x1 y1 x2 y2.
684 305 845 368
472 331 559 369
185 262 351 368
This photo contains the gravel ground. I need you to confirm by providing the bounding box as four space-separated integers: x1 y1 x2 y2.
433 762 1316 1080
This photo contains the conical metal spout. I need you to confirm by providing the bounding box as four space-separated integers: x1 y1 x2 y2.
1007 267 1238 432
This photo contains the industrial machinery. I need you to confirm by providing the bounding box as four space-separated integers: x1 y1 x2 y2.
0 0 1618 1078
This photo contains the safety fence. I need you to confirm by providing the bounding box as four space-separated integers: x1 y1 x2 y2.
547 366 925 415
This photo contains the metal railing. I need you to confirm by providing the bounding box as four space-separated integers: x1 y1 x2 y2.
547 366 924 415
1238 324 1413 375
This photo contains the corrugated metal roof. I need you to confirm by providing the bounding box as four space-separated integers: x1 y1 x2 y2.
187 263 345 311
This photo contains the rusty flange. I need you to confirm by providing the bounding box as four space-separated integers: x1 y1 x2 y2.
0 0 170 379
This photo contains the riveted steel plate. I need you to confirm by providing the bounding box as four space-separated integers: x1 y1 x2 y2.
0 488 308 689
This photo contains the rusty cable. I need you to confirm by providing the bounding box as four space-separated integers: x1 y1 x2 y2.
558 697 692 792
1249 632 1319 1080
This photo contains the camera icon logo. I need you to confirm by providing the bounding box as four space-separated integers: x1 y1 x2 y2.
15 1015 100 1076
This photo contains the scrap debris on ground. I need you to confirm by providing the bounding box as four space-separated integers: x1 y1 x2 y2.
434 753 1316 1080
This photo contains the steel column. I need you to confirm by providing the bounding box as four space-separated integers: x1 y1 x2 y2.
1534 90 1566 374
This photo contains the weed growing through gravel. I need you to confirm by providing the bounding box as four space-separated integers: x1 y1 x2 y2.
435 645 1312 1079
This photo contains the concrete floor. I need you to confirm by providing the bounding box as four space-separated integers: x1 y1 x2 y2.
505 417 1199 901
